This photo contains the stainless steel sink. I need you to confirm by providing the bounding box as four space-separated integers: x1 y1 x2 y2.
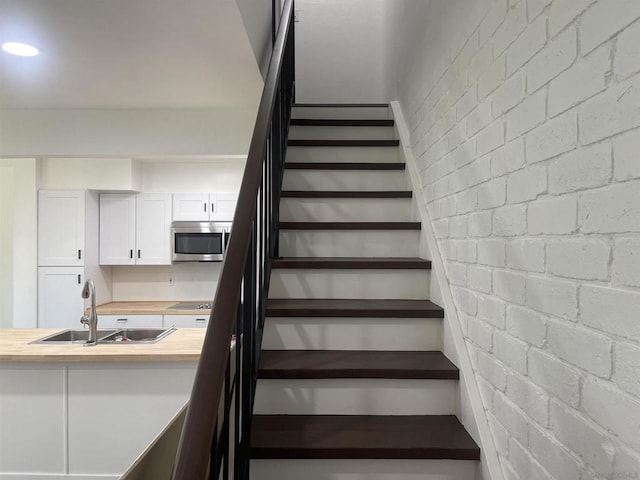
101 327 176 343
33 329 119 344
32 327 176 344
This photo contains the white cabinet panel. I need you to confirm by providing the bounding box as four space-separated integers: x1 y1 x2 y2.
38 190 85 266
0 366 65 473
212 192 237 221
172 193 210 221
99 314 163 329
38 267 84 328
136 194 172 265
164 314 209 328
99 194 136 265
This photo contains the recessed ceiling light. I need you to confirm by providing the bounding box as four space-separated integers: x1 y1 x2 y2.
2 42 39 57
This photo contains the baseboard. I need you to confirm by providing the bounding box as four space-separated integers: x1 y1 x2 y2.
390 101 505 480
0 474 119 480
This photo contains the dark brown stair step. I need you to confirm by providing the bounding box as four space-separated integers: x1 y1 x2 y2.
251 415 480 460
288 140 399 147
281 191 412 198
291 119 394 127
259 350 458 380
285 162 405 170
294 103 389 108
266 299 444 318
272 257 431 270
279 221 421 230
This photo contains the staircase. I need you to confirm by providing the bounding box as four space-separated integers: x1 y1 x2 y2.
250 104 481 480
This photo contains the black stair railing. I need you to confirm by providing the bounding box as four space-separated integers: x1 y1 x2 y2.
171 1 295 478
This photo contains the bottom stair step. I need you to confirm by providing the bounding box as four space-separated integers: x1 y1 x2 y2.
250 415 480 460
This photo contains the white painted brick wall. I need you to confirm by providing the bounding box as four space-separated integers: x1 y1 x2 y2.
393 0 640 478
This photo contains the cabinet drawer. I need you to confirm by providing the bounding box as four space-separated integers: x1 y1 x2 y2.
163 315 209 328
99 315 163 329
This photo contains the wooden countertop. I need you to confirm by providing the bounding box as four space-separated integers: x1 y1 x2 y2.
95 301 212 316
0 328 206 363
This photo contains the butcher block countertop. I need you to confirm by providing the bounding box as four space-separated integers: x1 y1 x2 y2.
95 301 212 316
0 328 206 363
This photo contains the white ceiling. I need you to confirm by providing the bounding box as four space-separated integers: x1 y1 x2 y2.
0 0 264 109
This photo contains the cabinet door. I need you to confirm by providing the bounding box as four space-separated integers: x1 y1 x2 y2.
136 194 172 265
38 191 85 266
99 194 136 265
99 315 163 329
212 193 237 222
164 314 209 328
38 267 85 328
172 194 210 221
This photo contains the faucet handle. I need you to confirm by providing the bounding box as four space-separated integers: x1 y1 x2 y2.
80 315 89 327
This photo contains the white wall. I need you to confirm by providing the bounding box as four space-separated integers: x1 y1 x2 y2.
295 0 388 103
39 158 142 191
387 1 640 479
141 159 246 193
0 166 14 328
236 0 275 77
0 108 257 158
0 159 39 328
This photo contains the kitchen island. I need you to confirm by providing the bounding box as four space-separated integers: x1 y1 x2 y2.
0 328 206 480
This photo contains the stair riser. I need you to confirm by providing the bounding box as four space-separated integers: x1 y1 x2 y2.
279 230 421 257
286 146 399 163
262 317 443 351
280 198 413 222
269 270 430 300
292 106 390 119
254 379 458 415
289 125 395 140
250 459 477 480
283 170 407 191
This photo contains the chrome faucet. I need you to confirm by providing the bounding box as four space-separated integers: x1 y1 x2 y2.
80 279 98 346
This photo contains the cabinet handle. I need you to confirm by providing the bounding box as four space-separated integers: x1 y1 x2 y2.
211 203 214 213
77 274 81 284
137 249 141 259
130 249 133 259
78 249 82 260
204 203 207 212
117 318 128 323
196 318 206 322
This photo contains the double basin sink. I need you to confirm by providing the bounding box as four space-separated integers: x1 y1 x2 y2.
32 327 176 345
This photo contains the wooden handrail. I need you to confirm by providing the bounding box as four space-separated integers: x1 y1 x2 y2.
171 1 294 478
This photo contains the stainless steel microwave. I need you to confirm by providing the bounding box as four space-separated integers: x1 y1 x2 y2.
171 222 231 262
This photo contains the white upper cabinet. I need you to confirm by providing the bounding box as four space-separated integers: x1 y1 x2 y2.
38 190 86 266
172 193 210 221
136 194 172 265
172 193 236 222
99 194 136 265
99 193 172 265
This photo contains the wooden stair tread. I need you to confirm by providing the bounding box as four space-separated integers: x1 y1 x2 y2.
285 162 405 170
259 350 458 379
291 119 394 127
289 139 400 147
279 221 421 230
251 415 480 460
266 298 444 318
272 257 431 269
281 190 412 198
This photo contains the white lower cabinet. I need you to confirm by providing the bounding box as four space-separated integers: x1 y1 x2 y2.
38 267 85 328
99 314 163 329
164 314 209 328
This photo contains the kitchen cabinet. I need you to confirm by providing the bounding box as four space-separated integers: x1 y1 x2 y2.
38 267 85 328
164 314 209 328
38 190 98 266
99 193 172 265
173 193 236 222
99 314 163 329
